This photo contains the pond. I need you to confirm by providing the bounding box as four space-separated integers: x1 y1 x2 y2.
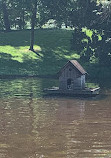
0 78 111 158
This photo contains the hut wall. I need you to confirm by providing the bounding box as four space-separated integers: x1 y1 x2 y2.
81 75 85 89
59 65 81 90
59 65 86 90
59 65 80 79
73 77 81 89
73 75 85 89
59 80 67 90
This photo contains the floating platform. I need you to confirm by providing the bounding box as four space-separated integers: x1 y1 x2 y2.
44 87 100 97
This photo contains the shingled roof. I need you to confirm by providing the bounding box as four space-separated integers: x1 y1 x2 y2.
59 60 87 75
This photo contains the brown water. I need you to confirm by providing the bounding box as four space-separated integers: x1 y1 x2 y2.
0 78 111 158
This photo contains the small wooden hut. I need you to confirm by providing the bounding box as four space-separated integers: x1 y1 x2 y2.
58 60 87 90
44 60 100 96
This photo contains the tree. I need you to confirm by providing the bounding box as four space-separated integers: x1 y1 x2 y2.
70 0 101 62
41 0 72 28
1 0 11 31
93 0 111 65
29 0 38 51
10 0 26 30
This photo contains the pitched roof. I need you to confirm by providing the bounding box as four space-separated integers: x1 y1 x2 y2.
58 60 87 75
70 60 87 74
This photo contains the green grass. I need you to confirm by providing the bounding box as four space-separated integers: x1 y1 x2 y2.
0 29 110 81
86 82 99 88
0 29 79 76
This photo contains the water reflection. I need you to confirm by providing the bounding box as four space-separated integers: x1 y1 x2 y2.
0 78 111 158
0 78 58 98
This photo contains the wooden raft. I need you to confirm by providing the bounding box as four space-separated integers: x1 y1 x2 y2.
44 87 100 97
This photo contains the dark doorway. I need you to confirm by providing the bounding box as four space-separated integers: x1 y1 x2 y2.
67 78 73 90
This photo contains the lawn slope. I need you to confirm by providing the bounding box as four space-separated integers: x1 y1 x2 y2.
0 29 79 77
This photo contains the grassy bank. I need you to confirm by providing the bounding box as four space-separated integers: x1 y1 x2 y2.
0 29 111 80
0 29 79 77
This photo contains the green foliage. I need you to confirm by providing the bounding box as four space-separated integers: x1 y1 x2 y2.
70 0 111 65
0 0 111 75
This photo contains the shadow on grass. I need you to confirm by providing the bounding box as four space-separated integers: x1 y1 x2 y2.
0 52 39 76
0 46 78 77
0 30 30 47
0 29 78 76
36 48 70 76
0 29 73 47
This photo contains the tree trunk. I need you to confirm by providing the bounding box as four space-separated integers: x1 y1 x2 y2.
22 0 25 30
29 0 37 51
22 8 25 29
2 1 11 32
